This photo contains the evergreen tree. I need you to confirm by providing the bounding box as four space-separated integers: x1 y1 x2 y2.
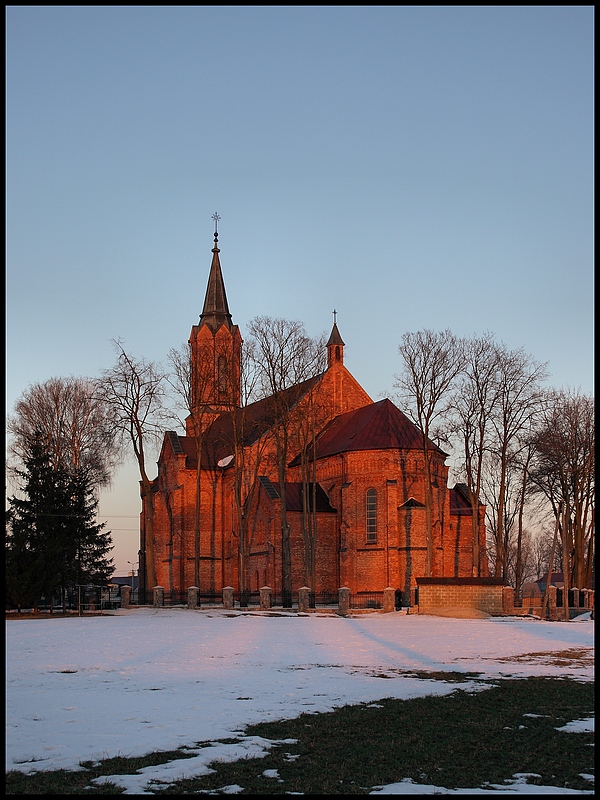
6 434 67 609
6 432 113 611
66 467 114 587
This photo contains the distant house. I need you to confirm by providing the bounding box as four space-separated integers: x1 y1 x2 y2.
522 572 565 599
110 575 138 592
522 570 594 599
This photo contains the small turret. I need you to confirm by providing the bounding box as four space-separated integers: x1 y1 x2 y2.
327 310 345 368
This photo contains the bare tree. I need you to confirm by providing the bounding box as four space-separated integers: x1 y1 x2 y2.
486 343 548 580
528 389 594 591
450 333 500 576
292 376 332 589
513 439 536 598
225 338 273 598
395 329 465 576
540 508 561 620
98 341 169 595
529 522 559 584
193 336 272 597
247 316 326 605
168 337 239 588
504 524 540 596
8 376 118 489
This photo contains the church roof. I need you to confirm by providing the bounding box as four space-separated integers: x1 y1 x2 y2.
449 484 474 515
165 374 326 470
199 232 233 330
169 391 447 471
199 374 324 468
448 483 488 516
258 477 337 512
290 398 446 464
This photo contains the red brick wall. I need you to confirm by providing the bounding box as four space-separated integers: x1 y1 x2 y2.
316 361 373 416
305 448 452 593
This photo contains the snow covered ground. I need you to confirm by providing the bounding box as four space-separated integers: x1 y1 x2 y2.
5 607 594 794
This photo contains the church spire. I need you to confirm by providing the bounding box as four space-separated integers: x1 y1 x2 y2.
327 309 345 367
199 214 233 331
187 215 242 434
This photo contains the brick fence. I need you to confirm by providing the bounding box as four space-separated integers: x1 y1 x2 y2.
416 577 505 615
129 582 593 619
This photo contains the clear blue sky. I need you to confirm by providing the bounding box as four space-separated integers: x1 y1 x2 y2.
6 6 594 573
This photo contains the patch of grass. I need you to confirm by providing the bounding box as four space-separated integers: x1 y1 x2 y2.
6 678 594 795
5 749 199 795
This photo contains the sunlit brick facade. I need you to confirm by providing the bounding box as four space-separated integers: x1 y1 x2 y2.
143 232 488 599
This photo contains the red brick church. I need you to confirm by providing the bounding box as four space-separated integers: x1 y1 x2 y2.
142 228 488 602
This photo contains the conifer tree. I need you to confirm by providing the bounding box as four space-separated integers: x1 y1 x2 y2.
6 432 113 611
66 468 114 587
7 434 67 609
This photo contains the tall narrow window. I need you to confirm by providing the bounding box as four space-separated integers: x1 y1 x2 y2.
366 488 377 543
218 355 228 397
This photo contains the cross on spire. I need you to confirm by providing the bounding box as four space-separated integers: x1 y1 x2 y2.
212 212 221 233
333 309 337 324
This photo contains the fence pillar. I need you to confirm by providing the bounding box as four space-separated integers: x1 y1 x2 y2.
581 588 593 610
571 588 580 610
187 586 200 609
410 586 419 611
298 586 311 613
383 587 395 613
121 585 131 609
259 586 272 610
223 586 235 610
548 585 557 620
503 586 515 614
338 587 350 616
153 586 164 608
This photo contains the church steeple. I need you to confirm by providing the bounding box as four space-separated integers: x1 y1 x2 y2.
327 310 345 367
199 219 233 331
186 216 242 436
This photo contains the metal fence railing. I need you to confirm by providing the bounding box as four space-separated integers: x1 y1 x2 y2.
309 591 339 608
350 592 384 610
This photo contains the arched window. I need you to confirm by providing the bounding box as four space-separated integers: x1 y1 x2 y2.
366 488 377 543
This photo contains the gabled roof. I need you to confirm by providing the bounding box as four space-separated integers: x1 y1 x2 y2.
399 497 425 509
449 483 487 516
203 374 324 467
290 398 446 465
166 374 325 469
166 431 184 455
449 484 474 516
258 477 337 512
